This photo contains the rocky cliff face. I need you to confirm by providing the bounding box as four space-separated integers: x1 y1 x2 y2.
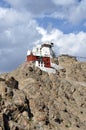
0 55 86 130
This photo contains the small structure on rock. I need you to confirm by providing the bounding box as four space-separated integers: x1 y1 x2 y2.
26 42 63 73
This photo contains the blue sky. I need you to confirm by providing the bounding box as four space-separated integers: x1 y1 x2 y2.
36 17 86 33
0 0 86 73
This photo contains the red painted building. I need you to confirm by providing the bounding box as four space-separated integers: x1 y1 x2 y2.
27 54 51 68
27 42 54 68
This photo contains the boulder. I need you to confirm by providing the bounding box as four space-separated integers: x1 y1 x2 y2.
5 77 18 89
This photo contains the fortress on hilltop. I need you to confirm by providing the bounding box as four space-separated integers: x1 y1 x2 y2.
26 42 62 73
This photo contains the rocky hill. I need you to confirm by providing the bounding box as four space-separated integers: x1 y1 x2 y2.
0 55 86 130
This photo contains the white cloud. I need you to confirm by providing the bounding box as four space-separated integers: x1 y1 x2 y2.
4 0 54 16
4 0 86 24
51 0 86 24
52 0 76 6
0 7 42 72
69 0 86 24
37 27 86 57
0 0 86 73
0 7 31 28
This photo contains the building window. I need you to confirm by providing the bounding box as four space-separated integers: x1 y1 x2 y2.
37 48 38 52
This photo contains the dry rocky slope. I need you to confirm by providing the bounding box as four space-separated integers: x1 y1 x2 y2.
0 55 86 130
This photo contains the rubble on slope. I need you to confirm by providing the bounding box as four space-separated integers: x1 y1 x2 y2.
0 55 86 130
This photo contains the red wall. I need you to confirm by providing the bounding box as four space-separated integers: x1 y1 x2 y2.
27 55 37 61
27 55 51 68
43 57 51 67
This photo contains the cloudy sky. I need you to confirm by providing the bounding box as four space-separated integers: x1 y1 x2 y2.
0 0 86 73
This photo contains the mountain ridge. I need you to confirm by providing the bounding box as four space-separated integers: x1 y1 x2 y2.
0 55 86 130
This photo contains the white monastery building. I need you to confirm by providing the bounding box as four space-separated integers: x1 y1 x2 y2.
26 42 62 73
